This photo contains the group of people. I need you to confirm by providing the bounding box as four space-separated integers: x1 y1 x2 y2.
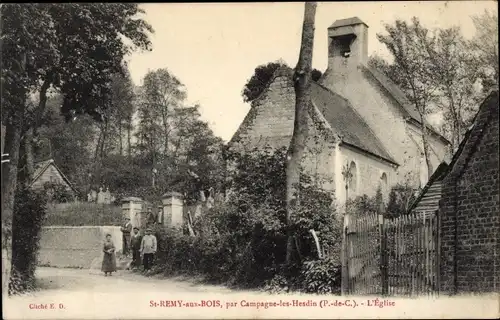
101 217 158 276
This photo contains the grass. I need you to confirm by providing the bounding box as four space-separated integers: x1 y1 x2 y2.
44 202 123 226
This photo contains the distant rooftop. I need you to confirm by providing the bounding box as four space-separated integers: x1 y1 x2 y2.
329 17 368 29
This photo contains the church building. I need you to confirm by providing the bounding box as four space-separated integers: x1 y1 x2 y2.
229 17 451 206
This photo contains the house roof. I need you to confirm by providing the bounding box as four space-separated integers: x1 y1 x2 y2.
329 17 368 29
31 159 77 193
361 65 450 145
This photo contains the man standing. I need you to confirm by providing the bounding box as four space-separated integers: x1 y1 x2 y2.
140 228 157 274
130 227 142 269
120 217 132 256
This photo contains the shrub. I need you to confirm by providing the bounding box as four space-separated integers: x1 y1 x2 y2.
43 181 75 203
386 183 419 217
152 146 343 294
299 258 341 294
9 187 47 295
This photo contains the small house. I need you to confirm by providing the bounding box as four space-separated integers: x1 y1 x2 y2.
30 159 77 197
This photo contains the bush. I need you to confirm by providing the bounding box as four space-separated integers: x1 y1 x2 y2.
43 181 75 203
299 258 341 294
386 183 419 217
9 187 47 295
153 147 343 294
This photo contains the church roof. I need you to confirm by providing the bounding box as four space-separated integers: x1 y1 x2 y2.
230 66 397 165
311 82 396 164
362 65 450 144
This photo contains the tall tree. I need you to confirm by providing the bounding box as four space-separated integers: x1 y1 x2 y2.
286 2 317 265
135 68 187 188
1 3 153 293
376 17 438 178
469 10 498 95
427 27 479 151
109 70 136 157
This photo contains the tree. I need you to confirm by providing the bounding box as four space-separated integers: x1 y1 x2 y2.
426 27 479 151
1 3 153 293
242 61 323 104
286 2 317 265
109 70 136 158
135 68 187 189
469 10 499 95
376 18 439 178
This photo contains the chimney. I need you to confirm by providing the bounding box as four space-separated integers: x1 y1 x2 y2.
327 17 369 74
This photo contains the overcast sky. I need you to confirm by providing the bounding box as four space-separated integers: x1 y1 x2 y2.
126 1 498 141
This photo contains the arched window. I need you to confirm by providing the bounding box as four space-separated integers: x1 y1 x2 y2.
348 161 357 194
380 172 388 198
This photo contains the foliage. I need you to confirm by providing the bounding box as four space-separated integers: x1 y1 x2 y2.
135 69 226 204
241 60 323 103
386 183 419 217
153 147 342 294
42 182 76 203
299 258 341 294
371 10 498 152
468 10 499 95
9 187 47 294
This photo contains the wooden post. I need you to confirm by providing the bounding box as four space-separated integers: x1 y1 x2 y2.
435 208 441 296
341 214 350 296
379 212 389 296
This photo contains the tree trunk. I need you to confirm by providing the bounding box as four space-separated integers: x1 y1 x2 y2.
1 121 23 223
17 127 35 188
285 1 317 266
127 125 132 160
118 120 123 156
420 113 434 179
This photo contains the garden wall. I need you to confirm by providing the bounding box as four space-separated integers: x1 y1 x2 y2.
38 226 121 268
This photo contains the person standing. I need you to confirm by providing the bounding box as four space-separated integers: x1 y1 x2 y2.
101 234 117 276
140 228 157 274
130 227 142 269
120 217 132 256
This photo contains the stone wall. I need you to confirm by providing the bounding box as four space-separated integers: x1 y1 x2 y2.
231 69 295 151
439 92 499 294
38 226 121 269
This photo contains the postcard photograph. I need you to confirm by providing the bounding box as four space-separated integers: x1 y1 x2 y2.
1 1 499 319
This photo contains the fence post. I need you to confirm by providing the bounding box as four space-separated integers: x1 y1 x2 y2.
379 212 389 295
341 214 349 296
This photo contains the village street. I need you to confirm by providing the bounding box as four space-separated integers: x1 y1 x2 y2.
3 267 279 319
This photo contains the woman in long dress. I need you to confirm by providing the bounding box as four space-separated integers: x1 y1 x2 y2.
101 234 117 276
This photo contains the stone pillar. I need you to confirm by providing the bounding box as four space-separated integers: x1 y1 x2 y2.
161 192 184 228
121 197 144 229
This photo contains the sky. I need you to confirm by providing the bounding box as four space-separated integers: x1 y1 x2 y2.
126 1 498 142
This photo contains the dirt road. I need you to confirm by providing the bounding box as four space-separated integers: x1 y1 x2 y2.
3 267 497 319
2 267 279 319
